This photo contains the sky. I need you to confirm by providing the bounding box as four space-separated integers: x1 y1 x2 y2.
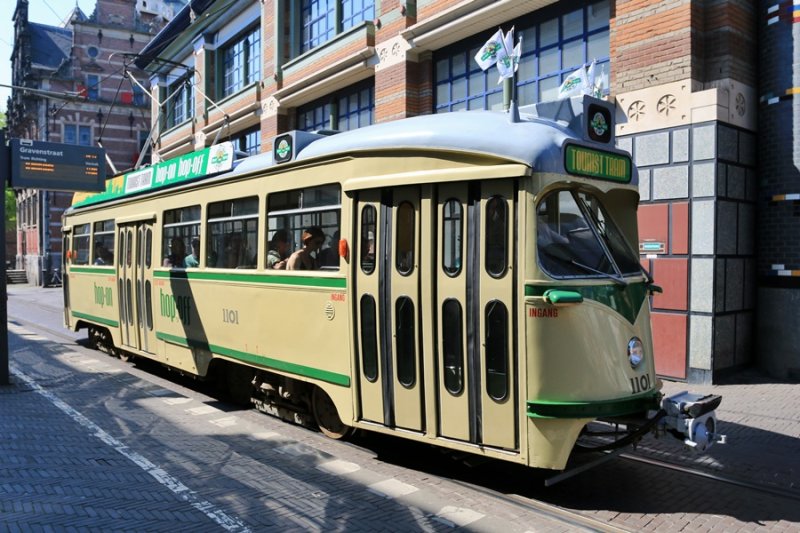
0 0 97 112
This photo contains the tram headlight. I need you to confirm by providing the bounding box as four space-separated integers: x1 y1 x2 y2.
627 337 644 369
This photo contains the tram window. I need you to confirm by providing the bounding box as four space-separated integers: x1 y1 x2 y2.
442 299 464 395
485 197 508 278
267 185 341 271
163 205 201 268
536 190 640 279
92 220 115 266
360 295 379 382
145 228 153 269
73 224 90 265
145 280 153 330
442 199 463 276
126 279 133 325
485 300 509 401
118 229 124 267
126 229 133 268
208 197 258 269
395 296 416 388
360 205 376 274
396 202 415 275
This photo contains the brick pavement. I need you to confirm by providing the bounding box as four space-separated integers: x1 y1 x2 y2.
3 285 799 531
1 319 585 532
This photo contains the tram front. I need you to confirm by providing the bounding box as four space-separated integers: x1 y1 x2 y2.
520 102 723 471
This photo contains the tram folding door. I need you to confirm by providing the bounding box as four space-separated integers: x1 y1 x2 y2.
355 187 424 432
117 221 156 354
435 181 518 450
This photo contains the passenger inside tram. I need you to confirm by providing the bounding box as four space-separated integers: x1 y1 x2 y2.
163 237 186 268
287 226 324 270
184 238 200 268
267 229 290 269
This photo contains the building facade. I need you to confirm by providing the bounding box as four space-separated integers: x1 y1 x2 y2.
138 0 796 384
7 0 178 285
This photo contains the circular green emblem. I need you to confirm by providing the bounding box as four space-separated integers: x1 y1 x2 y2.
276 139 291 158
590 111 608 137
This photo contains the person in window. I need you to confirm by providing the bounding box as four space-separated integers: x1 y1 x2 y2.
164 237 186 268
267 229 290 269
318 230 340 268
93 242 112 265
184 238 201 268
287 226 324 270
223 233 244 268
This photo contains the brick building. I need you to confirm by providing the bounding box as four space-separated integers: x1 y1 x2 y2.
7 0 180 285
137 0 797 383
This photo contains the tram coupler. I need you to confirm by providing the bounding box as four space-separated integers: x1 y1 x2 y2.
655 391 726 452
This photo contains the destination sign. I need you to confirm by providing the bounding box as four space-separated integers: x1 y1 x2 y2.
564 144 631 183
9 139 106 191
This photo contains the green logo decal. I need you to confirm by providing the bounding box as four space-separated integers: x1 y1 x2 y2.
590 111 608 137
276 139 291 159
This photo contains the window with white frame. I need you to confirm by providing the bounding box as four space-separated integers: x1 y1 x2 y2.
166 73 193 128
299 0 375 55
222 26 260 98
87 74 100 100
64 124 92 146
434 0 609 112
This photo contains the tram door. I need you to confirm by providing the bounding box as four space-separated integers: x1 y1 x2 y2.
355 187 424 432
118 221 156 353
435 180 517 450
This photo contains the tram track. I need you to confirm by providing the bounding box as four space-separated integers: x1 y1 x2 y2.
621 452 800 502
10 299 795 530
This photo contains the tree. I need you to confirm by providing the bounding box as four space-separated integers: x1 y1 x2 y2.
0 112 15 227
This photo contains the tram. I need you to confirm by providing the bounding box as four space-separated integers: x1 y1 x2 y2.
62 95 722 473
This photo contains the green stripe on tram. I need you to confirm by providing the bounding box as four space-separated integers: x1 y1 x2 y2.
155 332 351 387
525 282 648 324
70 267 116 275
71 310 119 328
154 270 346 288
527 391 660 419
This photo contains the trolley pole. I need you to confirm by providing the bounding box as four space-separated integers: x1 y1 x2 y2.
1 129 10 385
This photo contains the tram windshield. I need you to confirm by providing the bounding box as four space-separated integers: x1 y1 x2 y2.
537 190 641 283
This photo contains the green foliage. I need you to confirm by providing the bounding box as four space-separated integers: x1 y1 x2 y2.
5 189 15 226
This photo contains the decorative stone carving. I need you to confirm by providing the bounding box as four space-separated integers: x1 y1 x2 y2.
375 35 411 72
657 94 676 117
262 96 279 117
735 93 746 117
628 100 646 122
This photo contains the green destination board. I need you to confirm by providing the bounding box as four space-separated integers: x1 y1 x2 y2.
72 142 234 208
564 144 631 183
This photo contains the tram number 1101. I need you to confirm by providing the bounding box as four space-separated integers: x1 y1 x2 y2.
630 374 652 395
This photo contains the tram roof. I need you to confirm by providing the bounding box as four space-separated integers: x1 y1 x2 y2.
232 110 576 178
69 102 635 212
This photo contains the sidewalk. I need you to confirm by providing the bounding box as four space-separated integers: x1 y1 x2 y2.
2 286 799 530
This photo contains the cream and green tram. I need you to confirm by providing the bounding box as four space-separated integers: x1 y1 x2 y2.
63 96 721 473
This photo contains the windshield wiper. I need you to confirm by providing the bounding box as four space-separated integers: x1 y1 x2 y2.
569 259 628 286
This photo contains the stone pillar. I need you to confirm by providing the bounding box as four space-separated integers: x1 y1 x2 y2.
756 2 800 379
616 81 756 384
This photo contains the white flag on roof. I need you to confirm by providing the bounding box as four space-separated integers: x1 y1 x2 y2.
474 29 505 71
496 29 520 82
557 64 589 99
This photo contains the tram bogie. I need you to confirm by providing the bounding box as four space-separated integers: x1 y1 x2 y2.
62 95 722 475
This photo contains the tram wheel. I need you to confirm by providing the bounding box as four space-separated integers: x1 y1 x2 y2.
117 349 133 362
226 364 254 406
312 387 352 440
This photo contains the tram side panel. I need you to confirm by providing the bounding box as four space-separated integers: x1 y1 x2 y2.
63 221 123 343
